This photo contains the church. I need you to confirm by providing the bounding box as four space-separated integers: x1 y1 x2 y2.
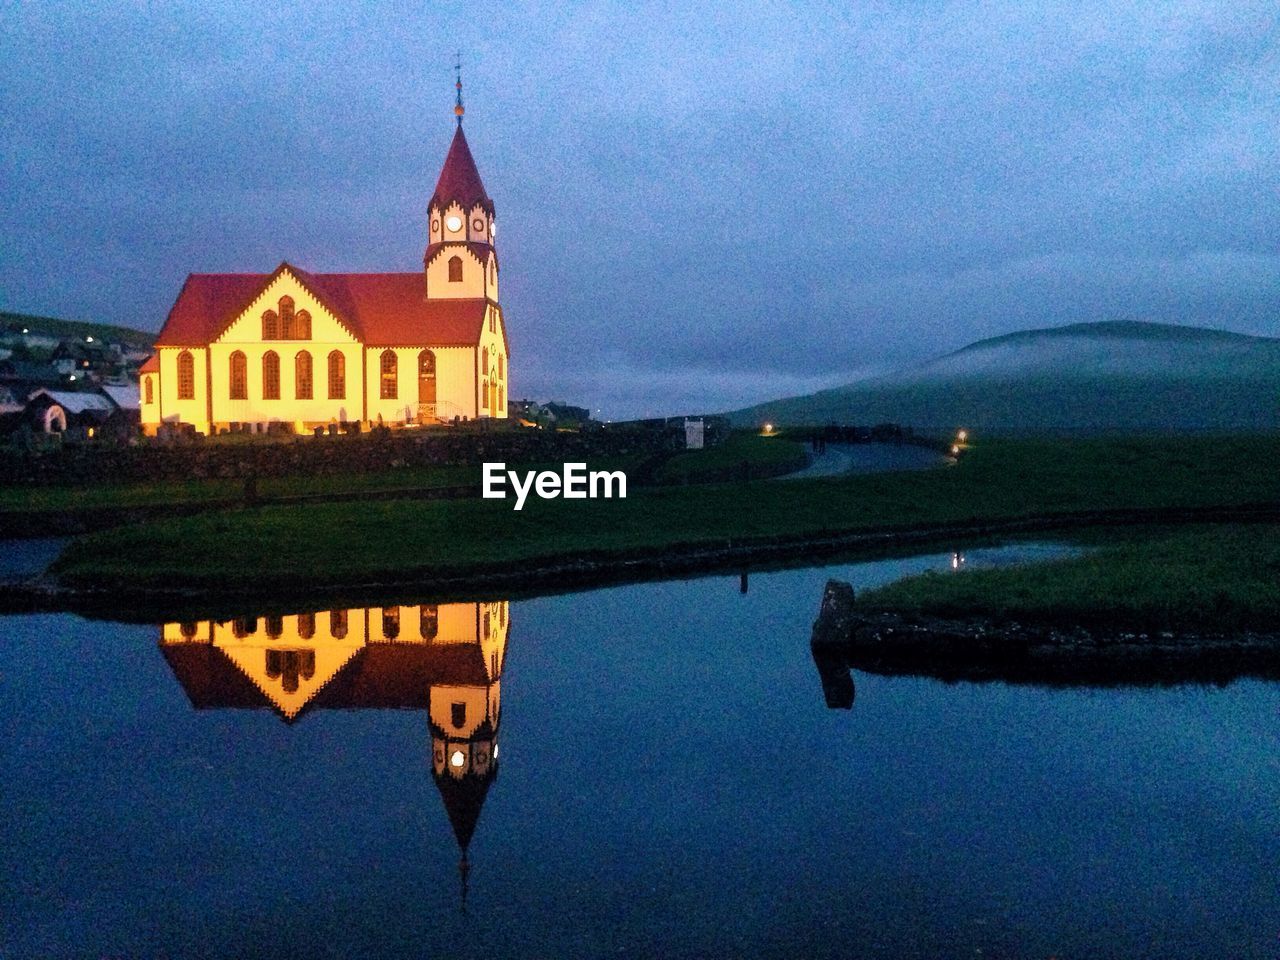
139 82 508 435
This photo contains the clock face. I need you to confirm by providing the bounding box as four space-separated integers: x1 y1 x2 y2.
491 222 497 237
431 219 439 232
445 215 462 232
473 218 484 232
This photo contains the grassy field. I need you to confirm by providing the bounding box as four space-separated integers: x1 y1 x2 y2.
657 432 808 483
859 524 1280 631
49 435 1280 589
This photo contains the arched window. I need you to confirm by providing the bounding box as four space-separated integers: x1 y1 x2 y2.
262 309 279 339
498 354 504 379
417 350 436 406
144 376 153 405
448 256 463 282
482 347 488 370
177 351 195 400
265 615 283 639
233 616 256 639
420 605 438 641
229 351 247 400
498 388 504 412
328 351 345 399
295 351 312 400
297 612 315 640
263 351 280 399
179 621 197 639
379 350 397 399
481 378 488 409
279 296 295 339
294 309 311 340
382 606 400 640
329 609 348 639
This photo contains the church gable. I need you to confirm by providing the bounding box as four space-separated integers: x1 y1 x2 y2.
217 268 360 346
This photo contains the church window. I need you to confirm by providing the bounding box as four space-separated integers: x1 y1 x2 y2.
295 351 313 400
229 351 247 400
262 309 279 339
451 702 466 728
177 351 195 400
263 351 280 399
382 606 400 640
481 378 488 409
279 297 295 338
329 609 348 639
144 377 153 405
297 612 315 640
420 605 438 640
328 351 345 399
265 615 283 639
262 298 309 340
482 347 488 369
448 256 463 282
233 616 256 638
490 311 495 332
379 350 397 399
498 354 504 379
179 621 197 638
499 388 504 412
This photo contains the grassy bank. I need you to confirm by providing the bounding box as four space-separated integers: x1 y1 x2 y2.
858 524 1280 631
47 436 1280 591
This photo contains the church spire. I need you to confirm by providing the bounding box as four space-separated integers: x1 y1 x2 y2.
454 55 464 126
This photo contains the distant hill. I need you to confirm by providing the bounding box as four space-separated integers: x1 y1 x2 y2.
728 321 1280 435
1 310 155 351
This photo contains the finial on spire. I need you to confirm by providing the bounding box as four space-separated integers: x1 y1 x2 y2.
454 54 464 126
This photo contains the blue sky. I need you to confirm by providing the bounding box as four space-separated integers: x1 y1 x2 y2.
2 1 1277 417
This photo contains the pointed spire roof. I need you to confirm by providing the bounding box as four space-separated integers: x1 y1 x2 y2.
431 126 493 214
436 771 495 852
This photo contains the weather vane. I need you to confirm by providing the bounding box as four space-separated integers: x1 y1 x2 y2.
454 53 464 125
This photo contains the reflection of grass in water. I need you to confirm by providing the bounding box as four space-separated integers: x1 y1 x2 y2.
860 524 1280 631
50 435 1280 590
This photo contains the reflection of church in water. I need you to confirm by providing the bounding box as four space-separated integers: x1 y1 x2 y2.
160 599 508 896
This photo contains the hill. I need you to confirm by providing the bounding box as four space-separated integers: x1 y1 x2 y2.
1 310 155 351
728 321 1280 435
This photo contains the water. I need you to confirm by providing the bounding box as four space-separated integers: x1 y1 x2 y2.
781 442 951 480
3 543 1277 959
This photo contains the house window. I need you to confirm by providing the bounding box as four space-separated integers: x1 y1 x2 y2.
295 351 313 400
420 605 438 640
144 376 153 405
328 351 345 399
329 609 348 639
263 351 280 399
380 350 397 399
229 351 247 400
451 702 466 728
448 256 463 282
382 606 400 640
262 309 279 339
176 351 195 400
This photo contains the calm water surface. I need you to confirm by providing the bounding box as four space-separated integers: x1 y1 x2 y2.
3 543 1277 959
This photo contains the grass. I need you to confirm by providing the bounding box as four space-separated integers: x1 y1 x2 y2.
858 524 1280 631
48 435 1280 590
657 432 808 483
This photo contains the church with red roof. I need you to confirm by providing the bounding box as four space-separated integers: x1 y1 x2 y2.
139 82 508 435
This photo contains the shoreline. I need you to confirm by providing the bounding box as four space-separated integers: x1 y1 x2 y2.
811 580 1280 687
7 502 1280 622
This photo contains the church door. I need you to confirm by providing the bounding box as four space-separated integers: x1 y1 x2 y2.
417 350 436 420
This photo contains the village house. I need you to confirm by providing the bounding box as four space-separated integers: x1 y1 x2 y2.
139 84 508 436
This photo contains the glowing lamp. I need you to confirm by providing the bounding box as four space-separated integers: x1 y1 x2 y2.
957 429 968 442
86 335 94 342
763 423 773 435
445 215 462 232
951 444 960 455
450 750 465 768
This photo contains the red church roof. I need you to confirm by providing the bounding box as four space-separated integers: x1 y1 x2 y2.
430 126 493 214
154 265 496 349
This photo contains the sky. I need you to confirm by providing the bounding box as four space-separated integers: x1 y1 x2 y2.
2 1 1278 418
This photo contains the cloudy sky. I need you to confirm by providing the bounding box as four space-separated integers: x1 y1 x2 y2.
2 1 1277 417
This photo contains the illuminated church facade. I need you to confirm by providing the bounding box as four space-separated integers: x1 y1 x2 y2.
139 81 508 435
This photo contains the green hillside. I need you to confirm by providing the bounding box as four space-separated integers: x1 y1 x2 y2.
729 321 1280 435
1 310 155 350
